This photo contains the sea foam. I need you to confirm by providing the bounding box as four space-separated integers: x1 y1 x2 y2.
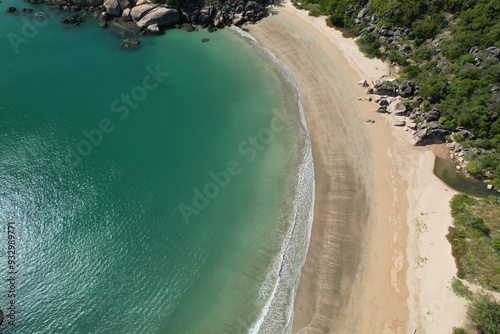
230 26 316 334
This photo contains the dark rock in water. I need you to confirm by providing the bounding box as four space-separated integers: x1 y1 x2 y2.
98 11 108 27
61 14 85 24
119 38 140 48
38 0 104 7
201 38 210 43
111 17 141 36
6 6 17 12
22 8 34 12
182 23 195 32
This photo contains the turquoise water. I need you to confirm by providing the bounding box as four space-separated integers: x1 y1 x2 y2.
0 3 313 333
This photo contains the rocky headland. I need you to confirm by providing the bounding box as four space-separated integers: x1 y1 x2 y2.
14 0 268 34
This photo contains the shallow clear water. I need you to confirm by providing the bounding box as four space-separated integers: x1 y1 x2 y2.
434 156 499 198
0 3 313 333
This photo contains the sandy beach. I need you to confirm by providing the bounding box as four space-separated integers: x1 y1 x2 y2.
247 2 467 333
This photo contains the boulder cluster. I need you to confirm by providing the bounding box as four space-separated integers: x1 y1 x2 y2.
23 0 268 33
445 136 496 189
359 78 450 146
60 14 85 24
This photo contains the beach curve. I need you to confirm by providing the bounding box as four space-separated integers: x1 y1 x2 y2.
247 1 467 333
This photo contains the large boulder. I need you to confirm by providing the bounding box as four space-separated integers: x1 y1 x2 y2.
413 128 449 145
104 0 121 16
393 101 407 116
122 7 132 21
357 8 368 19
477 47 500 60
131 4 156 21
374 85 396 96
398 80 415 97
118 0 134 10
136 7 180 29
425 108 440 122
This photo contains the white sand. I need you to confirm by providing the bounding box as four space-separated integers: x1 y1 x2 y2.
405 151 467 333
247 2 467 332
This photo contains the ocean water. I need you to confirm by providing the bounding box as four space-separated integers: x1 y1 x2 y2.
0 3 313 333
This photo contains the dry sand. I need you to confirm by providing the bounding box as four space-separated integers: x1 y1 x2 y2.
246 2 467 333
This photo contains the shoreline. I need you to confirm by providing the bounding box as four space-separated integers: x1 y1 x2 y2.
248 2 467 333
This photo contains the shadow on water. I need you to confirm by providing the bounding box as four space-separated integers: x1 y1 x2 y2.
434 156 500 198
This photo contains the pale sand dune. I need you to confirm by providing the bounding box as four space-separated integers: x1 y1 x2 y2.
247 2 467 333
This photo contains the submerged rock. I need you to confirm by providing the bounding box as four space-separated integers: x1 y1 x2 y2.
182 23 195 32
119 38 140 48
60 15 85 24
6 6 17 12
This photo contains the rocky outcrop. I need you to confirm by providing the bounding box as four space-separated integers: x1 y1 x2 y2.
365 79 415 97
136 7 179 30
146 23 161 34
25 0 267 34
119 38 140 48
61 14 85 24
425 108 440 122
412 126 449 145
6 6 16 12
104 0 120 16
36 0 104 7
470 46 500 61
130 3 155 21
392 101 407 116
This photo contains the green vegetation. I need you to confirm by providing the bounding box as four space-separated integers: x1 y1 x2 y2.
467 291 500 334
447 194 500 291
450 277 500 333
452 327 467 334
292 0 500 186
451 277 473 299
